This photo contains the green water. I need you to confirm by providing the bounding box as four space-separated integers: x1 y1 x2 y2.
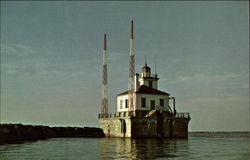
0 133 249 160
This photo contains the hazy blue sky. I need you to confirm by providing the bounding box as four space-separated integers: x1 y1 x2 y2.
1 1 249 131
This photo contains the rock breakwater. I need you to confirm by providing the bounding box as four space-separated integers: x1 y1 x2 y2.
0 124 105 145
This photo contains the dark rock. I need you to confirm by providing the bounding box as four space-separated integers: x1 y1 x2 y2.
0 124 105 145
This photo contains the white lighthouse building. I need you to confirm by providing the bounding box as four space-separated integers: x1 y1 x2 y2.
98 21 190 138
117 64 172 117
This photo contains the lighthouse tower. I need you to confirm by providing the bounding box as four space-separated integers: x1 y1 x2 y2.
98 20 190 138
138 64 159 89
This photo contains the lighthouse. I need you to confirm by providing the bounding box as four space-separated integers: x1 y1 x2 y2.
98 21 190 138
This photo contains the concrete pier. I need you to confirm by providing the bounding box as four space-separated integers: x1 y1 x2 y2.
98 110 190 138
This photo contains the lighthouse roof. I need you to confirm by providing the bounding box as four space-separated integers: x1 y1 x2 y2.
142 64 150 70
142 64 151 72
117 85 169 96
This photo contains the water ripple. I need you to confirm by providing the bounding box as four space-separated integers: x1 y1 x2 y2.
0 134 249 160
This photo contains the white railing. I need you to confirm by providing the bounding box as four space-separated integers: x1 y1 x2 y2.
141 73 158 78
98 113 112 118
114 111 131 117
175 112 190 119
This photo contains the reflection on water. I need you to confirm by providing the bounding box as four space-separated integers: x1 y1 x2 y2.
0 133 249 160
99 138 189 159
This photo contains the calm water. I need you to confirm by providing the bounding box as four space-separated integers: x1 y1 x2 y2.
0 133 249 160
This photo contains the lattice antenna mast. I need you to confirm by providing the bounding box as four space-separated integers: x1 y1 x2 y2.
101 34 108 117
128 20 135 113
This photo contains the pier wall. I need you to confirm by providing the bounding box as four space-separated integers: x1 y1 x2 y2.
98 117 132 137
172 118 190 138
99 115 190 138
131 118 157 137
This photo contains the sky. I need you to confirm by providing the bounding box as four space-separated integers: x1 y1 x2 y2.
1 1 249 131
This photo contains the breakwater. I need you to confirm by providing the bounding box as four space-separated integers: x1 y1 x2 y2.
0 124 105 145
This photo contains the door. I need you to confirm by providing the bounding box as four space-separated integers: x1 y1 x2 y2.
120 119 126 134
150 100 155 110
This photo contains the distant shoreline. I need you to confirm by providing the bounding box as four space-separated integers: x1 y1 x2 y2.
189 131 250 134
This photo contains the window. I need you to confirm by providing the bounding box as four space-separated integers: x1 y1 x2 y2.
120 100 123 109
149 81 152 88
125 99 128 108
141 98 146 108
160 99 164 106
150 100 155 110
